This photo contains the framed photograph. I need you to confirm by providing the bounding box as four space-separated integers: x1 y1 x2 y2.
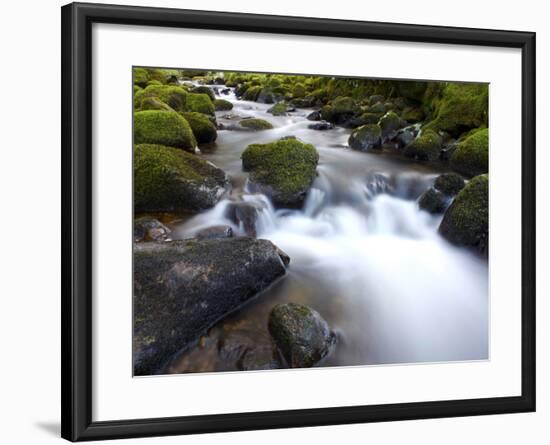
61 2 536 441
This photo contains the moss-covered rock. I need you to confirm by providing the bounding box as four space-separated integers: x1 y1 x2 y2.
134 144 229 212
267 102 289 116
291 83 307 98
423 83 488 136
321 96 358 125
134 84 188 112
133 67 150 88
213 98 233 111
401 107 425 123
403 129 442 161
243 85 262 101
190 85 215 101
450 128 488 178
439 174 488 253
397 81 428 102
134 110 197 151
268 303 336 368
180 112 217 144
138 96 173 112
239 118 274 131
378 111 405 140
348 124 382 152
434 172 466 196
185 93 215 116
241 138 319 207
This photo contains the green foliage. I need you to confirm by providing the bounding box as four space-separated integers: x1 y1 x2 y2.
134 144 225 212
134 84 188 112
239 118 274 131
213 99 233 111
241 138 319 207
439 174 489 253
134 110 196 151
423 83 488 136
403 129 442 161
180 112 217 144
450 128 489 178
185 93 215 116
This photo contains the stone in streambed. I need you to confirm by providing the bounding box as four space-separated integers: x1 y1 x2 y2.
195 225 233 240
378 111 406 141
308 120 334 131
134 110 197 152
268 303 336 368
306 110 322 121
134 144 229 212
403 129 442 161
134 216 171 242
225 201 260 237
241 138 319 208
180 111 217 144
450 127 488 178
418 172 465 214
439 174 488 254
321 96 358 125
133 237 290 375
348 124 382 151
239 118 274 131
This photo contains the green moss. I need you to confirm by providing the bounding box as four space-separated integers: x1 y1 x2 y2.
267 102 288 116
239 118 274 131
434 172 465 196
348 124 382 151
185 93 215 116
401 107 425 123
378 111 404 137
133 85 142 94
138 97 173 112
241 139 319 207
450 128 489 178
213 99 233 111
134 110 196 151
134 144 227 212
243 85 262 101
321 96 358 123
291 83 307 98
146 80 163 87
423 83 488 136
134 84 188 112
397 81 428 102
133 67 150 88
191 85 215 101
180 112 217 144
403 129 442 161
439 174 488 253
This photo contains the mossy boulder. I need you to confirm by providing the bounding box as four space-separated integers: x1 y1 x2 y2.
403 129 442 161
138 97 173 112
401 107 425 123
134 84 188 112
423 83 488 136
378 111 405 140
185 93 215 116
267 102 289 116
134 144 229 212
134 110 197 151
268 303 336 368
243 85 262 101
190 85 215 101
180 112 218 144
321 96 358 125
133 67 150 88
239 118 274 131
450 128 489 178
418 173 465 214
439 174 488 254
213 98 233 111
397 81 428 102
241 138 319 207
348 112 384 128
291 83 307 98
348 124 382 151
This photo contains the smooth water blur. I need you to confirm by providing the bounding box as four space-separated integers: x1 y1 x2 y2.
169 85 488 372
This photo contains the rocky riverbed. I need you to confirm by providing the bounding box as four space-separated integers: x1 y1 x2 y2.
133 68 489 375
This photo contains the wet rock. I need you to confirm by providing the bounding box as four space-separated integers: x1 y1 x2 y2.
418 173 465 214
134 144 230 212
321 96 358 125
368 94 385 104
395 129 416 148
133 237 290 375
308 120 334 131
195 225 233 240
403 130 442 161
378 111 406 141
239 118 274 131
225 201 259 237
241 139 319 208
348 112 383 128
134 216 171 242
439 174 488 253
267 102 290 116
450 128 489 178
348 124 382 151
268 303 336 368
240 346 282 371
307 110 322 121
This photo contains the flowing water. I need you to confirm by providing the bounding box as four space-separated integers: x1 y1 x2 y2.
166 86 488 373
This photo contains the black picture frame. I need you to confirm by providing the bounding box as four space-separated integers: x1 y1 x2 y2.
61 2 536 441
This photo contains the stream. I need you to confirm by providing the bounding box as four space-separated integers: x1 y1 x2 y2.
164 86 488 373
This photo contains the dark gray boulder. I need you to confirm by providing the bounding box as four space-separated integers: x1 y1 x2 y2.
306 110 322 121
225 201 260 237
308 121 334 131
195 225 233 240
348 124 382 151
134 238 290 375
418 173 466 214
268 303 336 368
